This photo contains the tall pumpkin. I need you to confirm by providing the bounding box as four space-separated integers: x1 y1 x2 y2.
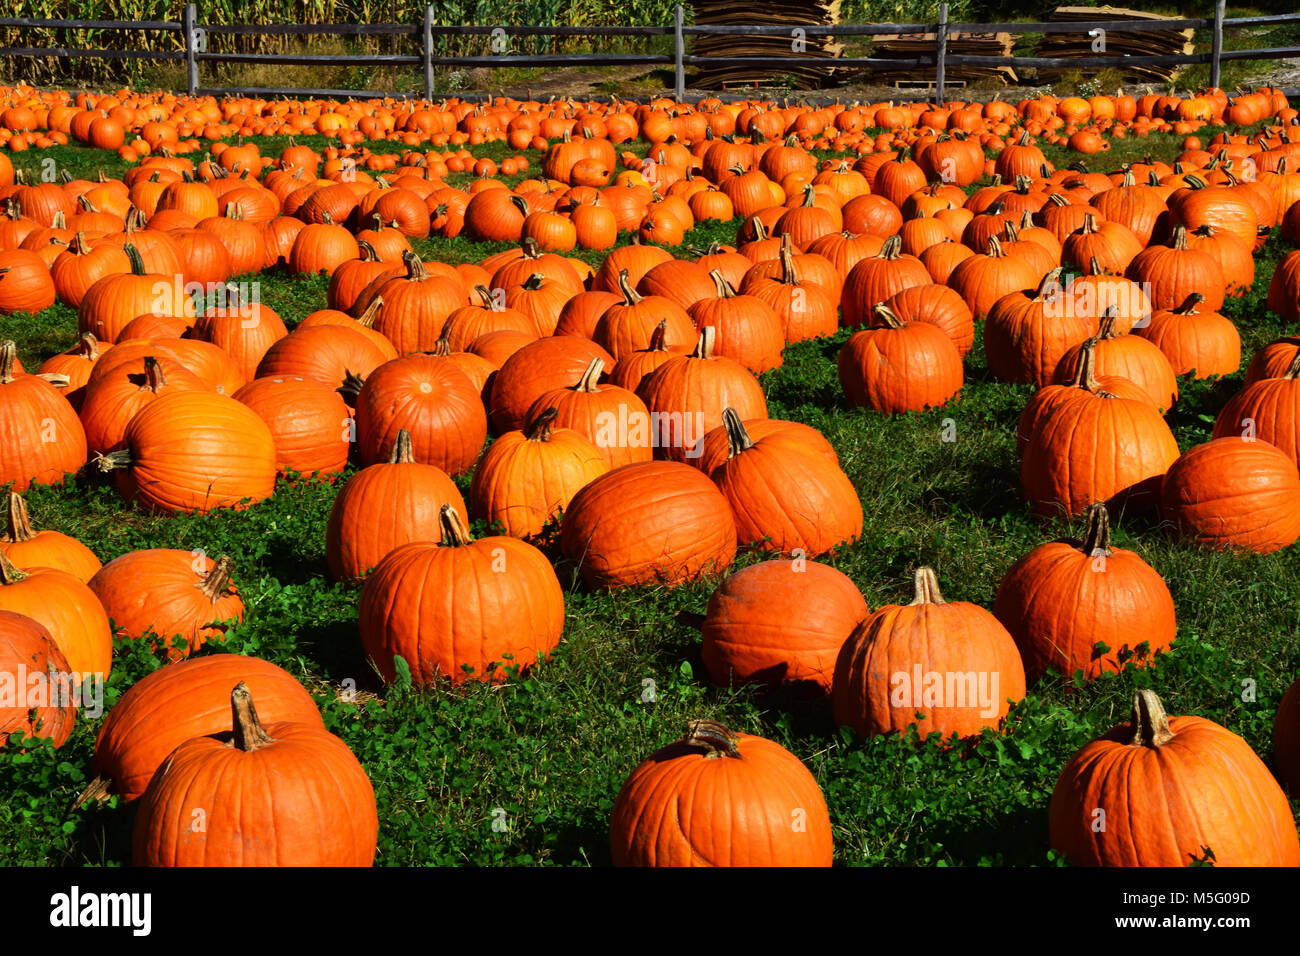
0 342 88 492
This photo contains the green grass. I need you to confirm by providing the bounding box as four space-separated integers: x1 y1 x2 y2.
1 123 1298 867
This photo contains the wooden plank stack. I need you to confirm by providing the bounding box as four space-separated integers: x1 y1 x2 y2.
870 32 1018 86
1034 6 1195 83
689 0 845 89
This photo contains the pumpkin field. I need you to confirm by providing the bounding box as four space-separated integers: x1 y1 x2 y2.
1 87 1300 869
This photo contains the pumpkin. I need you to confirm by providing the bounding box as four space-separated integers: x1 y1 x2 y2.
287 214 360 276
993 503 1176 681
36 332 110 411
79 355 204 457
1212 351 1300 468
0 610 76 749
358 505 564 684
79 244 195 344
1053 312 1179 412
593 268 698 359
488 335 615 434
94 389 276 515
559 460 737 588
841 235 931 328
984 269 1093 386
1050 689 1300 866
1247 335 1300 385
1160 436 1300 554
609 719 833 867
1126 225 1226 312
0 342 88 492
469 407 609 539
1020 353 1180 518
0 491 100 583
255 323 391 392
637 328 768 462
708 408 862 556
232 375 351 478
832 566 1026 742
0 551 112 680
353 353 486 475
84 653 323 803
701 558 869 693
1135 292 1239 379
188 297 288 383
947 235 1040 322
878 284 975 357
688 271 785 374
524 357 653 469
325 429 467 581
838 305 963 414
132 683 377 866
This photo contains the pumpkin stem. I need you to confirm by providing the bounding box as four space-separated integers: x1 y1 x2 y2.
1067 341 1105 393
401 250 429 281
647 319 669 353
878 234 903 260
721 407 755 458
0 341 18 385
574 358 603 392
68 231 93 256
871 303 905 330
123 242 147 276
1285 351 1300 380
1169 225 1189 250
1096 307 1120 340
357 296 382 328
198 555 236 601
691 326 716 360
522 272 546 291
525 406 559 441
1171 293 1204 315
520 236 541 259
1037 267 1065 301
438 503 473 546
708 269 735 298
1128 689 1176 748
1079 212 1099 235
748 216 768 242
1081 502 1112 557
615 268 642 305
910 566 946 605
3 492 34 544
92 449 132 473
141 356 169 393
230 683 275 752
778 236 801 286
387 429 415 464
684 719 741 759
356 239 380 263
0 549 28 585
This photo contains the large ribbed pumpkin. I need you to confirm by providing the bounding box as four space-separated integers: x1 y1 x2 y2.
232 375 351 478
560 460 737 588
1050 689 1300 867
832 567 1026 741
85 653 323 803
358 505 564 685
993 503 1176 681
96 389 276 515
708 408 862 556
838 305 963 413
0 491 101 583
1160 437 1300 554
609 719 833 867
0 551 112 680
88 550 243 661
132 683 377 866
701 559 869 692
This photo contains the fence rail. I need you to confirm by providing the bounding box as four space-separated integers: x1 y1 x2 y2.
1 3 1298 105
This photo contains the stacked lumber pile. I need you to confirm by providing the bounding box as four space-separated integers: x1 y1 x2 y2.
870 32 1017 86
1034 6 1195 83
689 0 845 89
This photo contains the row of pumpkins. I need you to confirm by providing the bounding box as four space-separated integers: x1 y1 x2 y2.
0 87 1299 867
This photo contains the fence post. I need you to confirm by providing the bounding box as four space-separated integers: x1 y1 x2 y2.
423 5 434 101
674 4 685 101
935 3 948 107
183 3 198 96
1210 0 1225 89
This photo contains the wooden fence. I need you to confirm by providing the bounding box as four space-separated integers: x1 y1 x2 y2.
1 3 1298 104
